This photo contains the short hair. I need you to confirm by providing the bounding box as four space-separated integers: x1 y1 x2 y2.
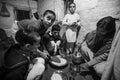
69 2 76 8
43 10 56 17
15 29 40 46
52 24 61 32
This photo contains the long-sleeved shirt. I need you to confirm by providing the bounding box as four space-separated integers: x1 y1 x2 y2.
3 45 33 80
17 19 47 37
87 39 113 66
62 13 80 25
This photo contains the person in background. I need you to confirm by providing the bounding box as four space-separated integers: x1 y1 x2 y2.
17 10 56 59
62 2 81 55
77 16 116 76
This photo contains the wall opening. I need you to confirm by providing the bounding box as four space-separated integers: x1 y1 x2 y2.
15 9 30 21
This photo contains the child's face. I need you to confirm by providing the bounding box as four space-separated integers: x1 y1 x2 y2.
43 13 55 29
52 30 60 38
69 3 76 14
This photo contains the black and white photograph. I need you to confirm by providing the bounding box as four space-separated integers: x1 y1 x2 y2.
0 0 120 80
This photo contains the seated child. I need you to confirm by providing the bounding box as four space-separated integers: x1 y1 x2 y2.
3 29 45 80
17 10 56 38
62 2 81 55
17 10 56 59
78 16 116 76
43 24 63 56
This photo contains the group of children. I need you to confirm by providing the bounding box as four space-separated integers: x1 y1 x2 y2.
0 10 56 80
0 2 116 80
0 2 81 80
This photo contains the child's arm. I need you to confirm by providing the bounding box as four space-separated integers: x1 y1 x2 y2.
62 14 70 26
76 13 81 26
74 14 82 40
76 23 81 39
58 37 66 57
36 49 49 59
42 32 51 54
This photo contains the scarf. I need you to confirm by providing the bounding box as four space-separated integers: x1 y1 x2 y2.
86 16 116 53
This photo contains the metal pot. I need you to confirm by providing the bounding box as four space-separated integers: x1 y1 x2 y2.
72 52 84 64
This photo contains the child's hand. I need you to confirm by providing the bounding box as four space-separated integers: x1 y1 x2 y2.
60 54 66 58
43 50 50 59
71 22 76 26
80 63 90 72
37 49 49 59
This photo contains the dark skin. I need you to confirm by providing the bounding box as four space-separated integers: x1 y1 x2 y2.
69 3 76 14
42 13 56 30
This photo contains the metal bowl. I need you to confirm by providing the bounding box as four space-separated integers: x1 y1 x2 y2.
72 52 84 64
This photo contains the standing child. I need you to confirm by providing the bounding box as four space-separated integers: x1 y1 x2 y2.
62 2 81 55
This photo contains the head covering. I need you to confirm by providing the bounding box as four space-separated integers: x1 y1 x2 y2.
96 16 116 38
86 16 116 53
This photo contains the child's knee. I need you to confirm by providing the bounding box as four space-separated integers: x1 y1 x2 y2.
34 57 45 74
33 62 45 76
35 57 45 64
27 63 45 80
38 64 45 72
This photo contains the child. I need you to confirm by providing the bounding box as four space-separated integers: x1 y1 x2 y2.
62 2 81 55
43 24 62 56
3 29 45 80
79 16 116 76
17 10 56 37
17 10 56 58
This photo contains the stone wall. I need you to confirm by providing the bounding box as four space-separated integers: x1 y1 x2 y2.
74 0 120 43
38 0 65 21
0 0 37 37
0 3 15 36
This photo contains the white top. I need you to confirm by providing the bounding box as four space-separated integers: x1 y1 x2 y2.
65 28 77 42
62 13 80 25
